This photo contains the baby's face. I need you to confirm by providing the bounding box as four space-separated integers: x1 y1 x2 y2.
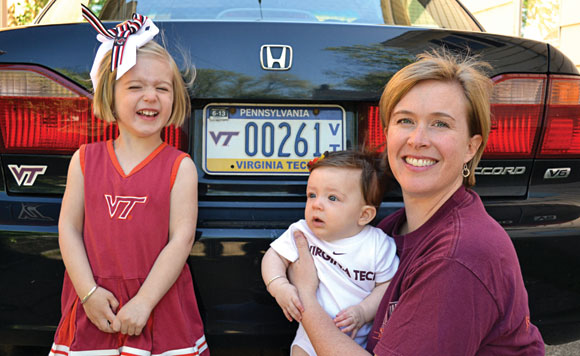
304 166 368 242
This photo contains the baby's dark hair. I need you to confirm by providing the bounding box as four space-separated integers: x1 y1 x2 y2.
308 150 390 209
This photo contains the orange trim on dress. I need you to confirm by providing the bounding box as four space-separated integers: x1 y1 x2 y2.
52 297 78 353
106 140 168 178
170 153 190 190
79 144 86 176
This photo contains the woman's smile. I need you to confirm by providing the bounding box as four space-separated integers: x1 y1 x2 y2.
404 156 437 169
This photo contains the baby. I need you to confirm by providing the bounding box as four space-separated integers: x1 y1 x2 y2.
262 150 399 356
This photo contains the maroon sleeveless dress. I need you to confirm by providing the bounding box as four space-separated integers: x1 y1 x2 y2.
50 140 209 356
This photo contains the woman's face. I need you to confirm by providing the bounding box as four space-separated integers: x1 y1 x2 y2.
385 80 482 201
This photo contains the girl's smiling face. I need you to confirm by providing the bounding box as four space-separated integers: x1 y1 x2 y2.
113 54 174 140
386 80 482 201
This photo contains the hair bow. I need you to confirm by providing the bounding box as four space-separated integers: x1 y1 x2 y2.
81 4 159 89
307 152 328 171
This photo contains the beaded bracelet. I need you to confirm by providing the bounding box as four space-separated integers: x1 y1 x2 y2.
80 285 98 304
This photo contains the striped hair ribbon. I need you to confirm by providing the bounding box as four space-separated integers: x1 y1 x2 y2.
81 4 159 89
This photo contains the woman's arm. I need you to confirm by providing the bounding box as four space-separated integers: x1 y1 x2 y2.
288 231 372 356
59 149 118 333
112 157 198 336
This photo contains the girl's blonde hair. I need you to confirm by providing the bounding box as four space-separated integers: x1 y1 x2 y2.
93 40 192 127
379 50 493 187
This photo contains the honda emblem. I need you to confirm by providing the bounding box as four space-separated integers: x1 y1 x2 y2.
260 44 293 71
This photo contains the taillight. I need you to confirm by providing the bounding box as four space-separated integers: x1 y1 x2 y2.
360 104 385 151
0 65 187 154
485 74 546 158
538 75 580 158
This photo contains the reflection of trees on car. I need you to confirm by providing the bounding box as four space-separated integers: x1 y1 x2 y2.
193 69 311 99
325 44 415 94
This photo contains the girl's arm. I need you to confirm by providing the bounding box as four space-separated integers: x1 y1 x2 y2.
59 149 119 333
289 231 371 356
261 247 304 321
112 156 198 336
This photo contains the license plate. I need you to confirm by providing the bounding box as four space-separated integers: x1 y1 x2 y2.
203 104 345 175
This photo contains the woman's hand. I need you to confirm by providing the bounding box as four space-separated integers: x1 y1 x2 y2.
82 286 119 333
287 230 371 356
111 296 153 336
288 230 319 297
334 305 366 339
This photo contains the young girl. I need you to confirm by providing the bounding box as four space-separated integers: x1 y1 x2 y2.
49 7 208 356
261 150 399 356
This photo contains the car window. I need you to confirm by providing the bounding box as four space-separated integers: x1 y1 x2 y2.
36 0 481 31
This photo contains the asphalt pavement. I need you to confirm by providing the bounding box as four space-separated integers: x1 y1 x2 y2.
545 339 580 355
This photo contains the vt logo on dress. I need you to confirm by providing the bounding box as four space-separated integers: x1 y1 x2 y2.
104 194 147 219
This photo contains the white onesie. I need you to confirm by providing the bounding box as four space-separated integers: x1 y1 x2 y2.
270 219 399 355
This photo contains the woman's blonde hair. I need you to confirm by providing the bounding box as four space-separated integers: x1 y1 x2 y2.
93 40 192 127
379 50 493 187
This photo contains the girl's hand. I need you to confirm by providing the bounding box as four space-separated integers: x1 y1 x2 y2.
111 296 153 336
82 287 119 333
270 279 304 322
334 305 365 339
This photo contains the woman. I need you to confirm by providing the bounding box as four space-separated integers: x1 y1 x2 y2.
288 51 545 355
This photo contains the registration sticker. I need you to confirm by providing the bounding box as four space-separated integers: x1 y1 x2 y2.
203 104 345 175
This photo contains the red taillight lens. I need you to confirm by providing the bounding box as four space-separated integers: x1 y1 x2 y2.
0 65 187 154
538 75 580 157
360 104 385 151
485 74 546 158
1 95 117 153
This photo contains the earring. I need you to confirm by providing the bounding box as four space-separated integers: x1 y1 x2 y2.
462 163 470 178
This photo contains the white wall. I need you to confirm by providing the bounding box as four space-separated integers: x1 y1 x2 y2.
559 0 580 70
0 0 7 28
462 0 579 71
461 0 520 36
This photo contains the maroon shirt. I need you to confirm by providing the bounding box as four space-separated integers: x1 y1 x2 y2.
367 187 544 355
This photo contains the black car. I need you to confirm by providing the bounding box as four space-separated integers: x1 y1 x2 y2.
1 0 580 349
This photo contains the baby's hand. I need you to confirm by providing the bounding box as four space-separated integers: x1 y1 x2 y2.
111 296 153 336
334 305 365 339
270 279 304 322
82 286 119 333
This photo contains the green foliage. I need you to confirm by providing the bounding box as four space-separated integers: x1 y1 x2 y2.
8 0 50 26
88 0 107 14
522 0 559 41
